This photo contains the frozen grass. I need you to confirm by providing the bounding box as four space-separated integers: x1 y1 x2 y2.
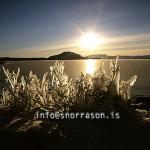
0 57 137 113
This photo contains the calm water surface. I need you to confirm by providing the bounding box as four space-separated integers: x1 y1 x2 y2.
0 59 150 96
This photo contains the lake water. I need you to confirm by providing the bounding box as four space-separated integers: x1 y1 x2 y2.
0 59 150 96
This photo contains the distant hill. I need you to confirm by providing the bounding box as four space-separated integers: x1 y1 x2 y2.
86 54 150 59
109 55 150 59
0 57 47 61
0 52 150 62
48 51 85 60
86 54 109 59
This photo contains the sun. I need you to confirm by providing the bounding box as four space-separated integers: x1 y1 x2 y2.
80 32 102 50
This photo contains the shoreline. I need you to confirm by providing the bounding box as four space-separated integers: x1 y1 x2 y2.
0 58 150 63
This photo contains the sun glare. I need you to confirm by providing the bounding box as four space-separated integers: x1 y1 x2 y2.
80 32 102 50
85 59 96 75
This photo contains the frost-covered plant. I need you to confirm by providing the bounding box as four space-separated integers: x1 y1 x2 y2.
75 73 93 106
119 75 137 101
47 61 76 111
109 56 137 100
0 58 137 113
75 56 137 108
2 67 20 90
0 62 75 112
92 61 110 92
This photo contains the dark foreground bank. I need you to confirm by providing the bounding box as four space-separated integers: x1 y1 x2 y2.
0 105 150 150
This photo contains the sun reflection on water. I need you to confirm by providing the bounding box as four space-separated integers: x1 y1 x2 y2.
85 59 96 75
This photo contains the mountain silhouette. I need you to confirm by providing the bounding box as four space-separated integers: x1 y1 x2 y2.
48 51 85 60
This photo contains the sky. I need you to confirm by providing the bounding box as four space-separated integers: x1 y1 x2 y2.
0 0 150 57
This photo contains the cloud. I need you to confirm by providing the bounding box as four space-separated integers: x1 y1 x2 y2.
1 32 150 57
104 32 150 44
